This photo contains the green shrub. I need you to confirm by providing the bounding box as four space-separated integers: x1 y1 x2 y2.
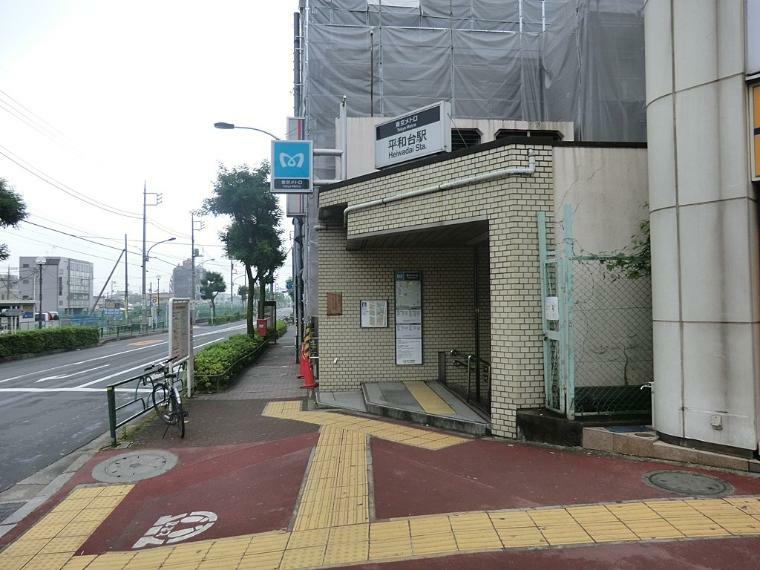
0 326 100 359
193 333 265 392
275 320 288 338
212 313 245 325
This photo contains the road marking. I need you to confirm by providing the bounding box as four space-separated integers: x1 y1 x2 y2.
35 364 110 383
129 339 164 347
75 359 164 388
0 387 152 393
0 342 167 384
133 512 218 548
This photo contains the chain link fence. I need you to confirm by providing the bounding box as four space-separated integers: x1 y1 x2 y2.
570 258 653 416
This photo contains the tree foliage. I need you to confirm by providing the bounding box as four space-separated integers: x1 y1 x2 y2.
203 163 285 334
200 270 226 322
601 218 650 280
0 178 28 261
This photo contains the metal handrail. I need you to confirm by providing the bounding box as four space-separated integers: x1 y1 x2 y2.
106 361 186 447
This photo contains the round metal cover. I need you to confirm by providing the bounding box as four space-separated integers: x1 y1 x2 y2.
92 450 178 483
643 470 733 497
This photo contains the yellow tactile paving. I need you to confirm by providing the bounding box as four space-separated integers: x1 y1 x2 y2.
262 400 467 450
403 381 455 416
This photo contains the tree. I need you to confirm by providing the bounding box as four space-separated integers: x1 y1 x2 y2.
200 271 226 323
203 162 286 335
0 178 27 261
237 285 248 306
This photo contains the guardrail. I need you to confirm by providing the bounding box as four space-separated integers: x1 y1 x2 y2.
105 362 185 447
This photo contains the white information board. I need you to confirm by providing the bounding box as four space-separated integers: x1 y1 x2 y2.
394 271 422 365
168 298 191 361
360 300 388 328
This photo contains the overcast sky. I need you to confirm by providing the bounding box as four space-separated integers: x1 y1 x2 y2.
0 1 295 298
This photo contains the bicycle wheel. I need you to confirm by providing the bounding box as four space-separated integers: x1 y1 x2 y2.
172 395 186 439
151 383 172 424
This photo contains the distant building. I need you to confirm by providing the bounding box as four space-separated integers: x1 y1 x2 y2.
171 259 205 300
0 272 19 300
18 257 93 315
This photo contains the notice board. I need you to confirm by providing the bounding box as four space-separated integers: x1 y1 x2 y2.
394 271 422 365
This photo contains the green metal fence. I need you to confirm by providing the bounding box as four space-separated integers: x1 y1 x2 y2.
538 206 653 420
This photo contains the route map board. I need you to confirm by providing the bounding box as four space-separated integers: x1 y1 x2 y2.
394 272 423 365
168 298 190 361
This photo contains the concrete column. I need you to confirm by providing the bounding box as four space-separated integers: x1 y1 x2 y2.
645 0 759 452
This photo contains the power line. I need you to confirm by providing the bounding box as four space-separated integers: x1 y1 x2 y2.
0 144 142 219
0 89 65 138
0 229 136 265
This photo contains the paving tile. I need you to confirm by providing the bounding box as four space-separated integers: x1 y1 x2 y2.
245 531 290 555
411 532 458 556
368 537 412 560
24 552 74 570
581 522 638 543
409 516 452 536
39 536 85 554
287 528 329 549
489 510 536 529
453 528 502 551
204 537 252 559
280 545 325 569
370 520 410 541
0 554 34 570
197 556 243 569
497 526 548 548
323 540 369 565
238 551 282 569
84 552 137 570
61 554 98 569
1 537 51 557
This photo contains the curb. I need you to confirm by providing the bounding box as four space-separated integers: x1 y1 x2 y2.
0 430 111 539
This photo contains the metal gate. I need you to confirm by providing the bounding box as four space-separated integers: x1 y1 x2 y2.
538 205 653 420
537 206 574 417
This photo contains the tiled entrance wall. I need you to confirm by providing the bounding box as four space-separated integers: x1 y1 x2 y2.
317 233 478 391
319 144 554 437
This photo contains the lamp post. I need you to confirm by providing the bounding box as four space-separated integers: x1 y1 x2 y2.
142 237 176 328
213 122 281 140
35 257 46 329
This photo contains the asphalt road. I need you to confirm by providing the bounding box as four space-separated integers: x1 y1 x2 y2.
0 320 251 493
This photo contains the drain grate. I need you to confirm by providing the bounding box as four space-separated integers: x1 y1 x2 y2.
643 470 734 497
92 450 178 483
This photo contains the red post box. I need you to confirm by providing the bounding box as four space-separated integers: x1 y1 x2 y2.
256 318 268 338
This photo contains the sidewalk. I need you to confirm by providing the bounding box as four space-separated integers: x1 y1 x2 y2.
2 325 760 569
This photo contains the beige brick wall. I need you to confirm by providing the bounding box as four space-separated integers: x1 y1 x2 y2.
319 144 554 438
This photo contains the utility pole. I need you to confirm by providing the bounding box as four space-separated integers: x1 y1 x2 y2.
142 183 163 330
142 181 147 331
230 261 234 310
157 275 161 326
124 234 129 322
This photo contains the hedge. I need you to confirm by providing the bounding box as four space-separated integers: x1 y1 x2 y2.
0 326 100 359
193 334 265 392
275 320 288 338
210 313 245 325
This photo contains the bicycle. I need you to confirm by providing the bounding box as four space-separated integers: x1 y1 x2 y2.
143 359 188 439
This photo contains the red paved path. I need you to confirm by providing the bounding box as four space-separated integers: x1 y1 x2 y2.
372 438 760 518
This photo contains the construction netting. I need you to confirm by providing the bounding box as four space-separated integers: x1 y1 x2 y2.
300 0 646 318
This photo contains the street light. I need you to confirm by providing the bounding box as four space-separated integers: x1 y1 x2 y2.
213 122 281 140
35 257 45 329
142 237 176 327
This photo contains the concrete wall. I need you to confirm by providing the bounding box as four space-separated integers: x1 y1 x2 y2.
320 143 554 438
645 0 760 452
553 146 649 253
341 117 574 179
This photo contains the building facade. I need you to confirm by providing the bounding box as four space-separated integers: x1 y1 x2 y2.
17 257 93 315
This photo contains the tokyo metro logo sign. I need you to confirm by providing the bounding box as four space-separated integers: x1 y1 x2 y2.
271 140 313 193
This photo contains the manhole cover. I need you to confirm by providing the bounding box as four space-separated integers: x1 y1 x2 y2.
92 450 178 483
643 470 734 497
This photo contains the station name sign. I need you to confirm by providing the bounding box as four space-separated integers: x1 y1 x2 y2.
375 101 451 169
